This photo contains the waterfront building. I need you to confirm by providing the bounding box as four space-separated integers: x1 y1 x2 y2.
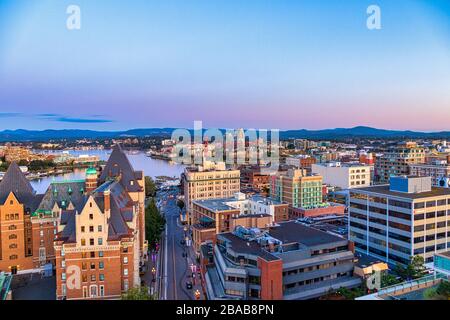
348 176 450 265
183 161 240 224
375 143 426 183
191 192 289 251
201 221 360 300
312 162 371 190
54 144 145 300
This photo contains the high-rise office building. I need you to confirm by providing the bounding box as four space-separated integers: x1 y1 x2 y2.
349 176 450 265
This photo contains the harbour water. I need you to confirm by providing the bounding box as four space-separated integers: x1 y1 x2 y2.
30 149 185 194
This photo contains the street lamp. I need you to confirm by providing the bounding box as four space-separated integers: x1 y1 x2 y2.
152 267 156 283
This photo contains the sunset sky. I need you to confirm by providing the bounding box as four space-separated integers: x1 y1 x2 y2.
0 0 450 131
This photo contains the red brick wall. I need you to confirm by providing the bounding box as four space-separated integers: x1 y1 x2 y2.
55 240 131 300
258 257 283 300
290 204 345 218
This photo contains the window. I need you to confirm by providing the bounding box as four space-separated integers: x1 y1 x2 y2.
123 257 128 264
124 280 129 291
61 273 66 281
82 275 88 283
82 262 87 270
98 225 102 232
9 255 18 260
90 262 96 270
89 213 93 220
89 226 94 232
91 274 96 281
9 234 17 240
99 274 105 281
99 262 104 269
98 238 103 245
124 268 128 276
90 252 95 258
90 285 98 297
90 238 94 246
81 226 85 233
98 251 104 258
61 260 66 268
100 285 104 297
81 239 86 246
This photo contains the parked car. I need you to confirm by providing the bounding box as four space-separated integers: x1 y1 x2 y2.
186 281 193 290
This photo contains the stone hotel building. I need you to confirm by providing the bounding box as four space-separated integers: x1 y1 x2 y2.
0 145 146 300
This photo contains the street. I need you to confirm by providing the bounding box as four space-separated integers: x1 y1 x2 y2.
146 187 204 300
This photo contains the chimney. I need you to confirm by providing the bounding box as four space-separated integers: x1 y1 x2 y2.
104 190 111 213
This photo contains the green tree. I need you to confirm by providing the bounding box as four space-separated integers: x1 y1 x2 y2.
381 273 402 288
145 176 157 198
395 256 427 281
121 286 155 300
145 199 165 249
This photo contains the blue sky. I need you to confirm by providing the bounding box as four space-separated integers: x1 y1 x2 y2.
0 0 450 131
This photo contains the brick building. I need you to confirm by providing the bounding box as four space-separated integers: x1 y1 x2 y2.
54 145 145 300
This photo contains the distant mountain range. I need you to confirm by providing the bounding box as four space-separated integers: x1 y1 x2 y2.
1 126 450 141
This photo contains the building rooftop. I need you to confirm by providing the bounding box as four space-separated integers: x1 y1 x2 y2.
219 221 348 262
194 194 284 212
354 185 450 200
268 221 346 247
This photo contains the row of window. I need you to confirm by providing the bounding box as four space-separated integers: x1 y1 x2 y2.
81 225 103 233
4 213 20 221
81 238 104 246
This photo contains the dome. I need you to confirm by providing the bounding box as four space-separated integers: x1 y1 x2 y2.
86 167 97 176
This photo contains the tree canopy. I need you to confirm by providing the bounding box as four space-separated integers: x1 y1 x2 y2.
145 176 157 197
121 286 155 300
145 198 165 249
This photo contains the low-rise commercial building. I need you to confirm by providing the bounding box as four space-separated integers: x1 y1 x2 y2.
191 193 288 251
312 162 371 189
201 221 360 300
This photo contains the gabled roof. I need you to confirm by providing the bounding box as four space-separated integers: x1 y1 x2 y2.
0 162 36 205
99 144 142 192
37 181 87 214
